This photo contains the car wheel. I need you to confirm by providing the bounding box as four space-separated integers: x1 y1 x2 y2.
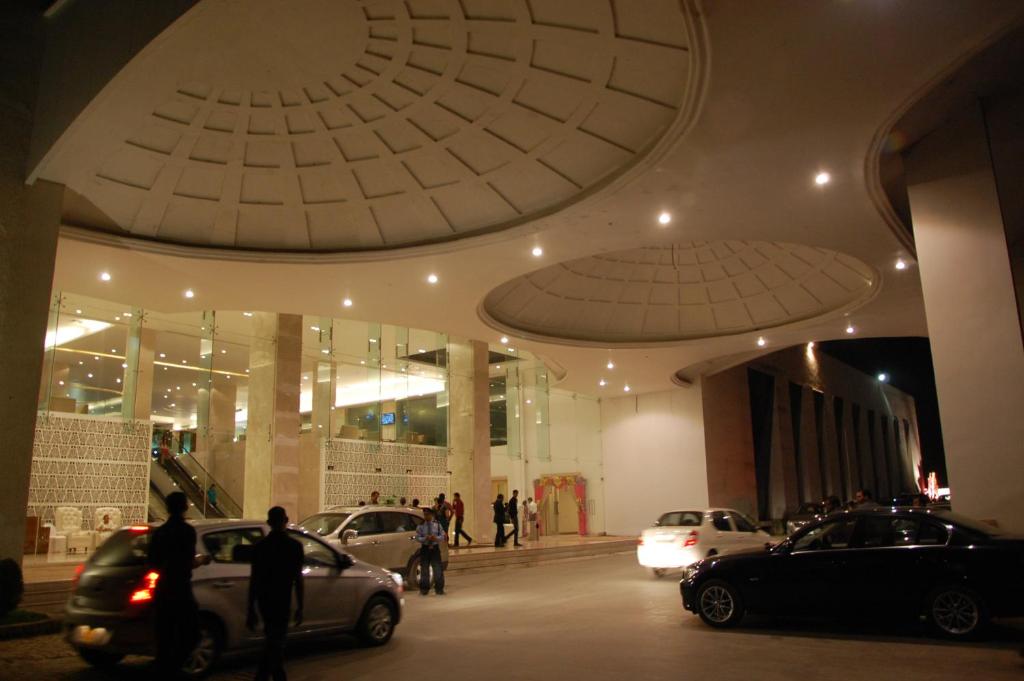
181 615 224 678
357 596 396 646
652 568 666 578
77 648 124 668
696 579 744 628
926 586 987 639
408 555 435 588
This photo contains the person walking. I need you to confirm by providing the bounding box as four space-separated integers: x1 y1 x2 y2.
206 484 218 511
247 506 304 681
493 493 506 547
451 492 473 547
415 508 446 595
527 497 539 540
147 491 200 679
434 493 453 538
504 489 522 546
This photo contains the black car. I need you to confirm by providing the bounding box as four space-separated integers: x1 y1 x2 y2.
680 508 1024 639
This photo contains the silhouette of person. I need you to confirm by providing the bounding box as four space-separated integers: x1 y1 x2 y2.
248 506 304 681
147 491 200 679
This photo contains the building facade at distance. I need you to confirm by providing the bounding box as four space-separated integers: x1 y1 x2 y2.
2 1 1023 566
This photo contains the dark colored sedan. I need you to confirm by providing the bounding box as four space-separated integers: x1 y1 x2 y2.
680 508 1024 639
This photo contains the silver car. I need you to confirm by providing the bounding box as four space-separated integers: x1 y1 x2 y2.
298 505 449 581
64 519 404 677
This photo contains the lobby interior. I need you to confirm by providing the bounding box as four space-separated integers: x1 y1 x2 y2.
3 0 1024 573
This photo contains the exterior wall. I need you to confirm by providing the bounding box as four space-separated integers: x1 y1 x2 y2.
491 388 604 535
320 439 448 508
600 385 709 536
702 346 923 521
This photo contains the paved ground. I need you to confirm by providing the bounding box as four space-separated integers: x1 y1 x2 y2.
2 553 1022 681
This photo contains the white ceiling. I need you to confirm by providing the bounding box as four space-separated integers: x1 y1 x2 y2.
37 1 1024 396
36 0 699 251
482 241 875 344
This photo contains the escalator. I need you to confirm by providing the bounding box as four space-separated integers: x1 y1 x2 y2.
148 454 242 520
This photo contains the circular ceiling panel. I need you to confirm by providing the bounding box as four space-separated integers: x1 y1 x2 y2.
47 0 704 251
481 241 877 344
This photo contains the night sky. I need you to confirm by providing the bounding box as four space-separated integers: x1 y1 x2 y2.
817 337 947 485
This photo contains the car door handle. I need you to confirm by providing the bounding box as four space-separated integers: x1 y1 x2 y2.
211 580 234 589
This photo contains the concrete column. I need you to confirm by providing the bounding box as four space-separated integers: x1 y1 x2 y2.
798 387 822 503
905 102 1024 531
0 8 61 564
820 395 843 498
243 313 302 520
769 376 798 518
448 339 491 541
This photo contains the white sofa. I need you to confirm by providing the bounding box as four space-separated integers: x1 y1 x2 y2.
93 507 123 546
50 506 95 556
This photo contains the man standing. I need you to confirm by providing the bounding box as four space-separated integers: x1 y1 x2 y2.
147 491 199 679
505 489 522 547
853 489 880 509
493 493 506 547
247 506 304 681
527 497 539 540
414 508 445 595
451 492 473 547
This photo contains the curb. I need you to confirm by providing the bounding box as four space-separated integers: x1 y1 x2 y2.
0 616 62 640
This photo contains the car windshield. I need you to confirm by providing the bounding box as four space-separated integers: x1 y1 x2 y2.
656 511 702 527
299 513 350 537
91 528 151 566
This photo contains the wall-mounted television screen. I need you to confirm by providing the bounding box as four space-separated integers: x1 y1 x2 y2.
380 412 396 425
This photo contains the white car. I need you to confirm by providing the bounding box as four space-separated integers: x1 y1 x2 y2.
637 508 771 577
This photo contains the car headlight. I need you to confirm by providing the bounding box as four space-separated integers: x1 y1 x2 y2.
389 571 404 592
684 565 698 581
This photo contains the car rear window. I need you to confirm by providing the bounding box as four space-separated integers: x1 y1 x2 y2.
91 528 151 567
299 513 350 537
657 511 702 527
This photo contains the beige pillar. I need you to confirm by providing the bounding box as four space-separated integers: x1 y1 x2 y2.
905 102 1024 531
0 7 62 564
243 313 302 520
798 387 822 502
448 339 491 540
123 327 155 420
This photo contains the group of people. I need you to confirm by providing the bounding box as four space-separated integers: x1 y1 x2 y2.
147 492 303 680
492 490 538 547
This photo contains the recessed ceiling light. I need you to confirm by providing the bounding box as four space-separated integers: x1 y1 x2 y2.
846 324 855 335
658 212 671 225
496 365 501 370
116 378 121 384
877 373 888 382
757 336 766 347
184 289 195 299
114 316 121 321
531 246 543 257
99 271 111 282
170 403 175 407
606 361 615 370
310 326 320 332
111 348 117 353
159 353 166 358
243 312 254 317
176 386 181 390
814 171 831 186
192 382 197 387
321 349 329 354
507 348 515 353
75 309 82 314
418 348 426 353
599 379 606 387
342 298 353 307
122 363 128 369
181 360 187 364
500 336 509 344
623 385 631 392
895 258 907 270
58 380 64 386
427 273 439 284
87 373 93 378
93 356 99 360
78 361 83 365
123 312 132 317
220 349 226 354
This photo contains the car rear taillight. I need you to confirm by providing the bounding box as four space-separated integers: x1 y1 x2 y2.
682 531 699 547
129 571 160 604
637 537 645 546
71 563 85 589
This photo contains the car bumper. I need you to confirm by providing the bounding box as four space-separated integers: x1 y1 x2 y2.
637 544 701 569
680 577 698 612
64 609 154 657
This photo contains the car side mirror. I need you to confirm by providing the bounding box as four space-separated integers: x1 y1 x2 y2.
341 529 358 545
196 553 213 567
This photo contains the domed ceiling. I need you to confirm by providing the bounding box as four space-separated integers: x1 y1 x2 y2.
40 0 704 251
481 241 877 344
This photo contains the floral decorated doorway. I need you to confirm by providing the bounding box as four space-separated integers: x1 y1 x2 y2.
533 474 587 536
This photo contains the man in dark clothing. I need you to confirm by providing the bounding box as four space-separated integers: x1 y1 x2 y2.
434 492 453 538
504 489 522 547
414 508 446 595
147 492 200 679
493 494 506 547
247 506 305 681
451 492 473 547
